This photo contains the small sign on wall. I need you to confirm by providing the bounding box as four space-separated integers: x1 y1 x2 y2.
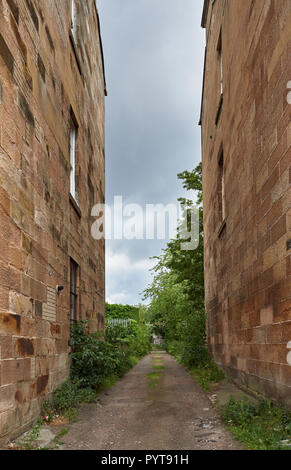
43 287 57 322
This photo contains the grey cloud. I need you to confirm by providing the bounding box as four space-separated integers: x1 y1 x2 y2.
98 0 205 304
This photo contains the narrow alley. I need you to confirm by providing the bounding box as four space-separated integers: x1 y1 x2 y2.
0 0 290 454
58 352 241 451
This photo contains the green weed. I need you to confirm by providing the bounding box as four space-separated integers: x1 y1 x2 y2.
221 397 291 450
17 420 42 450
148 371 162 388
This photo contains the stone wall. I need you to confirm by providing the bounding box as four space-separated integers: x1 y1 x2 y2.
0 0 106 442
201 0 291 405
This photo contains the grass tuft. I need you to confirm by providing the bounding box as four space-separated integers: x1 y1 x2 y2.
221 397 291 450
189 361 225 392
148 371 162 388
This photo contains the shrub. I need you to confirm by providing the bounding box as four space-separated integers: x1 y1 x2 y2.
53 380 82 412
42 380 99 421
105 320 152 359
125 321 152 358
70 322 121 389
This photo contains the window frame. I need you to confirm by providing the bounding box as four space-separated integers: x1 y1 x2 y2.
218 146 226 237
71 0 76 31
215 29 223 125
217 29 223 96
69 0 82 76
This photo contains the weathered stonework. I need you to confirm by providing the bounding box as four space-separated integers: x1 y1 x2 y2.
201 0 291 405
0 0 106 442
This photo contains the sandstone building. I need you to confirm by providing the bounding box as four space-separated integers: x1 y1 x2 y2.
200 0 291 405
0 0 106 442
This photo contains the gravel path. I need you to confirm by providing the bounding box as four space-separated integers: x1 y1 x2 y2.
59 351 242 450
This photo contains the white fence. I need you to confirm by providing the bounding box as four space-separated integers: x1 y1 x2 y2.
107 318 131 328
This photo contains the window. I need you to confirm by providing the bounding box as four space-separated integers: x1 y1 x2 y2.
70 258 79 324
218 147 226 222
71 0 76 31
69 0 82 76
70 114 78 204
217 29 223 97
215 29 223 125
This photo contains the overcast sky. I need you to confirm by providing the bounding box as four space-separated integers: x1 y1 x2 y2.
98 0 205 305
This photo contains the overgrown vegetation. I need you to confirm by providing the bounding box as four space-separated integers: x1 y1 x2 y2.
189 362 225 392
42 317 152 423
17 420 43 450
221 398 291 450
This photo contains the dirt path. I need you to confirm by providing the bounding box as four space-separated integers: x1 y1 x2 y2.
59 351 242 450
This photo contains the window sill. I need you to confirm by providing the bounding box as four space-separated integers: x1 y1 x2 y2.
218 218 226 238
70 193 81 218
215 93 223 125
